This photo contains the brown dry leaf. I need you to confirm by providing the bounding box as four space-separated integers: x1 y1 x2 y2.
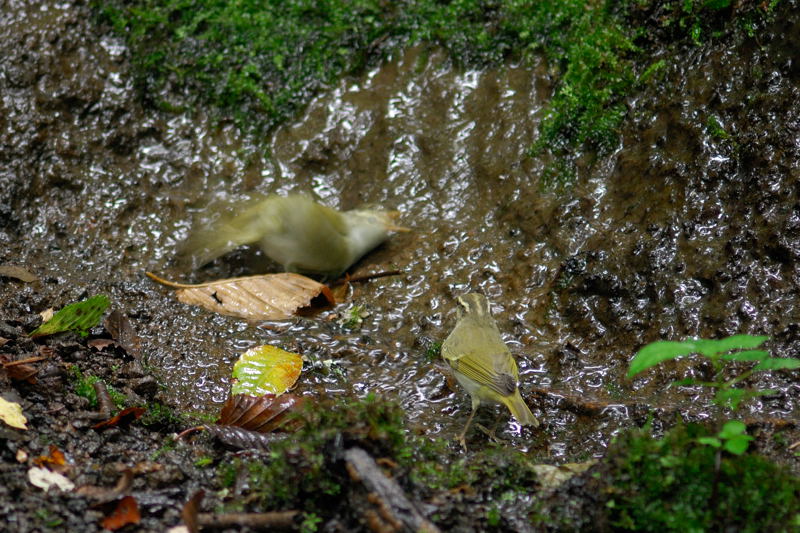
92 407 145 431
33 445 67 471
5 363 38 384
88 338 118 351
104 310 142 359
146 272 335 320
101 496 141 530
0 264 38 282
217 393 304 433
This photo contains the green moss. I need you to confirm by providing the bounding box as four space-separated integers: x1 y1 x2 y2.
68 366 126 410
94 0 782 184
219 393 408 513
602 424 800 532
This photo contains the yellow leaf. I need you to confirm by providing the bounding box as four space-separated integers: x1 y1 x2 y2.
146 272 334 321
0 396 28 429
232 345 303 396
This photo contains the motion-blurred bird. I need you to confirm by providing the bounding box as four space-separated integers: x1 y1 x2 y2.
441 293 539 449
181 194 406 277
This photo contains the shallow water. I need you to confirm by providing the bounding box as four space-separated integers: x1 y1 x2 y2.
2 0 798 461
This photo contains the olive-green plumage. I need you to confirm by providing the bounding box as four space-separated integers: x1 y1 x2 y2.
441 293 538 448
181 195 405 277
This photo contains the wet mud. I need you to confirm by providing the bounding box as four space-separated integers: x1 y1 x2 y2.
1 2 799 528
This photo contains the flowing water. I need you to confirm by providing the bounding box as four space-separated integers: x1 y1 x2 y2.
2 0 798 461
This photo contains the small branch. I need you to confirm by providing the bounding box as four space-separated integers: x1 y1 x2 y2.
345 447 440 533
3 355 47 367
346 270 403 283
93 381 113 420
197 511 298 529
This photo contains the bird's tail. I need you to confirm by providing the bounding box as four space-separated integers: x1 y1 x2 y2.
179 197 280 268
502 390 540 428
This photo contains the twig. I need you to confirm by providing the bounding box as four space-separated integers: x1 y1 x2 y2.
346 270 403 283
93 381 113 420
3 355 47 367
197 511 298 529
345 447 440 533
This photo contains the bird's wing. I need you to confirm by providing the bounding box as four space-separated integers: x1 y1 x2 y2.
450 349 518 398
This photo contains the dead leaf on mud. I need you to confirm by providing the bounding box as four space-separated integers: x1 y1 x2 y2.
33 445 68 474
27 466 74 492
531 460 597 490
0 395 27 429
92 407 146 431
100 495 141 530
146 271 335 320
104 309 142 359
217 393 304 433
0 264 38 282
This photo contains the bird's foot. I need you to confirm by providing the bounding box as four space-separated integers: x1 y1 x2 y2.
476 423 506 444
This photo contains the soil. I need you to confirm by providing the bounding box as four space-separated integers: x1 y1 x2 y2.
2 0 799 531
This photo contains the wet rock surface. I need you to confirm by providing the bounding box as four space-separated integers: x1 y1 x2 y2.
1 0 799 530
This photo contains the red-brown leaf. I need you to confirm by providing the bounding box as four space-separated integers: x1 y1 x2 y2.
217 393 304 433
101 496 140 530
92 407 145 430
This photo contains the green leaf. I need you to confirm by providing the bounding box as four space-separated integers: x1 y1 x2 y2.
231 345 303 396
753 358 800 372
719 350 769 362
697 437 721 448
714 388 746 410
671 378 699 387
30 295 110 338
690 335 769 357
628 335 769 377
628 341 697 377
719 420 747 438
723 434 753 455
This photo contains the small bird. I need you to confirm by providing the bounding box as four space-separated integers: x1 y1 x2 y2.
180 194 407 277
441 293 539 449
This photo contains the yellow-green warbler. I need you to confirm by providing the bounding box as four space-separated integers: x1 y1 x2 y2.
442 293 539 448
181 194 406 277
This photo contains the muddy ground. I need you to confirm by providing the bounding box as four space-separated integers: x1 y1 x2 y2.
1 0 799 531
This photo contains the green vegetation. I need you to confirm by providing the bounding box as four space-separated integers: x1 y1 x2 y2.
30 294 109 338
629 335 800 411
600 424 800 531
94 0 780 182
215 393 540 528
68 365 127 410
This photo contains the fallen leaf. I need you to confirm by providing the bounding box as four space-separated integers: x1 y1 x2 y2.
232 345 302 396
101 496 140 530
0 396 27 429
531 460 597 490
88 338 118 351
30 295 110 338
75 469 134 502
0 264 38 282
217 393 304 432
92 407 146 430
34 445 67 469
5 362 38 383
203 424 288 451
40 308 54 322
104 309 142 358
182 490 204 533
28 466 74 492
146 272 334 320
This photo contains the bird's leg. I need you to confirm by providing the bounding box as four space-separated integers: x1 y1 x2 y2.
456 399 480 451
476 414 506 444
